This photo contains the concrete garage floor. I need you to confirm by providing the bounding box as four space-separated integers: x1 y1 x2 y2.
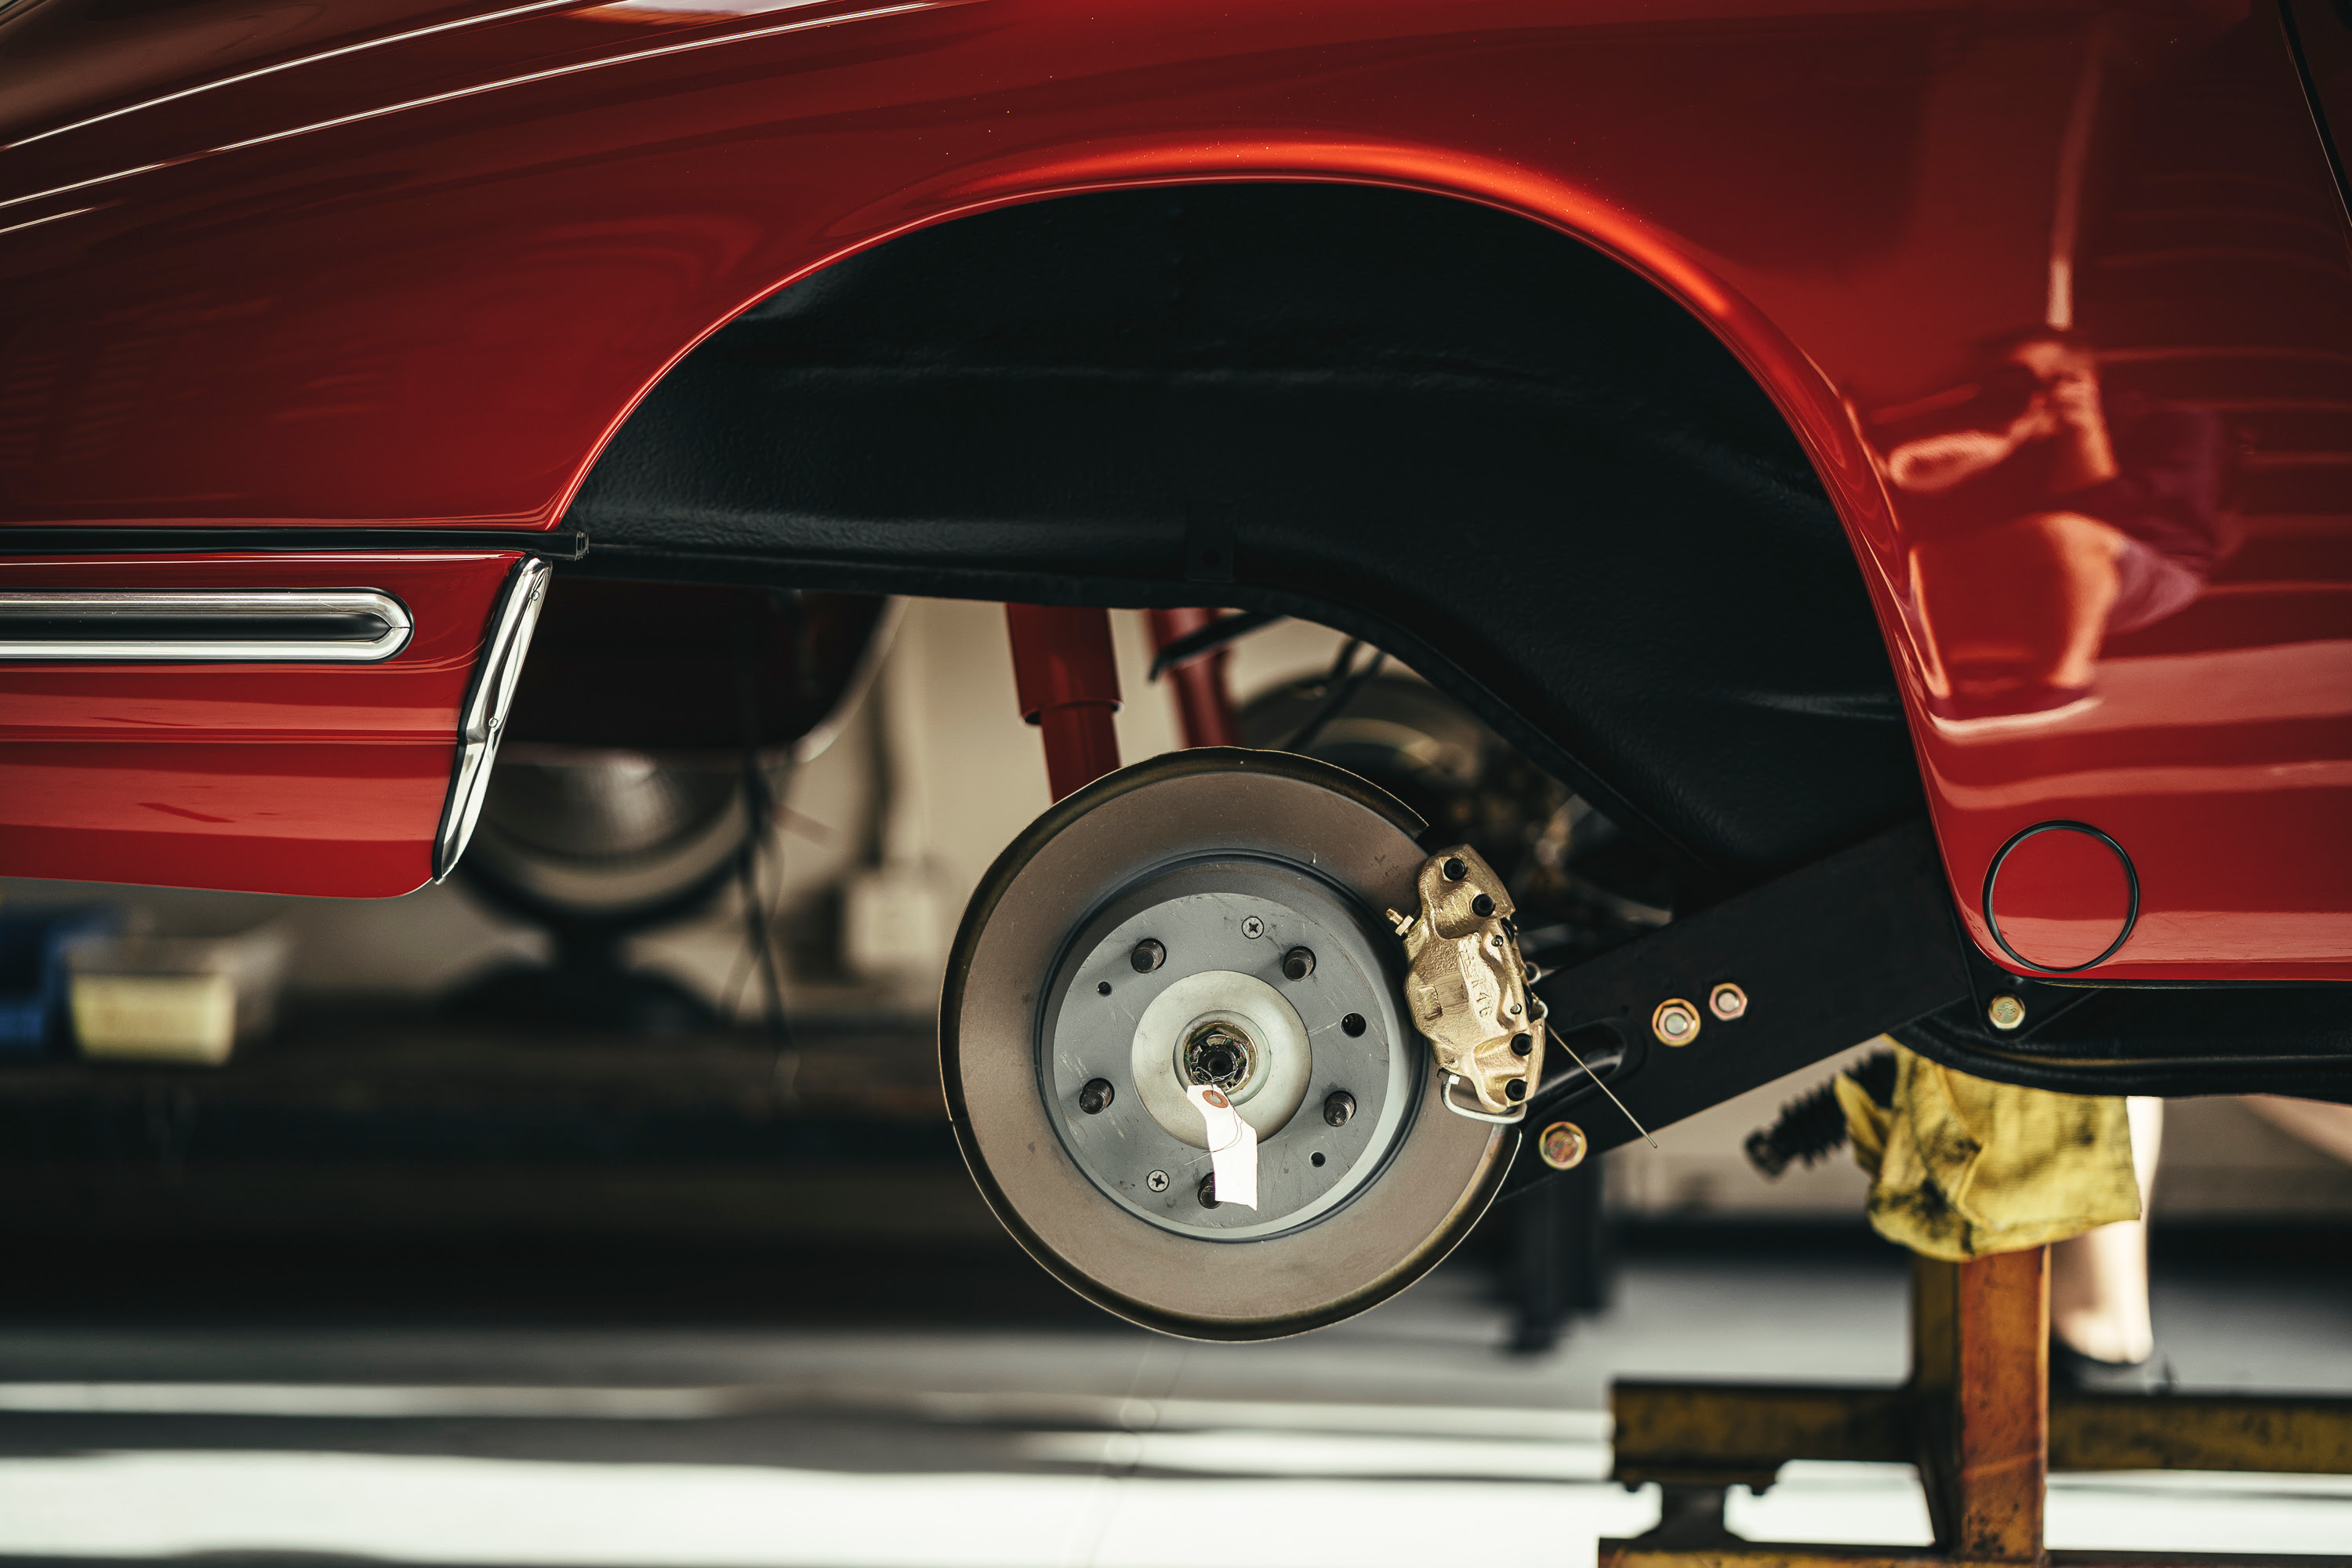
0 1241 2344 1566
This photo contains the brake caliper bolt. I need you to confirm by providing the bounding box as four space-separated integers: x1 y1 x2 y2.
1283 946 1316 981
1510 1032 1534 1058
1146 1170 1170 1192
1443 857 1468 881
1323 1090 1356 1127
1131 939 1166 974
1988 994 2027 1031
1472 893 1497 918
1538 1121 1588 1171
1652 999 1700 1046
1505 1078 1526 1102
1240 916 1265 940
1079 1079 1115 1115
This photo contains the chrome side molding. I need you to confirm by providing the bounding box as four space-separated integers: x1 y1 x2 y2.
0 590 412 661
434 557 550 883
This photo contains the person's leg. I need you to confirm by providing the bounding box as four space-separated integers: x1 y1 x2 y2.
2032 510 2128 690
1910 511 2125 695
2049 1095 2163 1366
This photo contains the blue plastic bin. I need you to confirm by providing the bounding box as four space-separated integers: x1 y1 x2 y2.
0 908 119 1054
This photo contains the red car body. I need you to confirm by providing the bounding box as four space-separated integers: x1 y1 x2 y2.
0 0 2347 983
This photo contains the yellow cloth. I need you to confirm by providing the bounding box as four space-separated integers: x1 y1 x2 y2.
1835 1043 2140 1261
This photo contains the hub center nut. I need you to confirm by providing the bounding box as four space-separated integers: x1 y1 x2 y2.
1182 1019 1257 1091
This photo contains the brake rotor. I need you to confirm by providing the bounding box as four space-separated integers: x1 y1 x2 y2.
942 748 1513 1339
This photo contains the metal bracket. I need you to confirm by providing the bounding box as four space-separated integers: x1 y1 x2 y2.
1504 818 1971 1198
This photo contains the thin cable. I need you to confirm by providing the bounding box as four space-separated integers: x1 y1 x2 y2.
1547 1030 1654 1148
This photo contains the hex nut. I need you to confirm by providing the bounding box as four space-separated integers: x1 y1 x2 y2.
1538 1121 1588 1171
1708 982 1748 1022
1282 946 1316 981
1652 999 1701 1046
1131 939 1166 973
1323 1090 1356 1127
1988 994 2027 1031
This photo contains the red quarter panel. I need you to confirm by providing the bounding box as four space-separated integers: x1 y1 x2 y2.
0 554 517 895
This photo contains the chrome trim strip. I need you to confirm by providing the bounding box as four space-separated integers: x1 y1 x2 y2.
434 557 551 883
0 590 413 662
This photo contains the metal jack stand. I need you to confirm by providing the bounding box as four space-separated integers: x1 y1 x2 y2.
1603 1247 2352 1568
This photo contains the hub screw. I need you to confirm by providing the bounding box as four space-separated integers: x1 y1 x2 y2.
1079 1079 1115 1115
1708 982 1748 1021
1240 916 1265 940
1197 1174 1220 1209
1323 1090 1356 1127
1652 999 1701 1046
1988 994 2027 1031
1146 1170 1170 1192
1131 939 1166 973
1538 1121 1588 1171
1282 946 1316 981
1510 1032 1533 1057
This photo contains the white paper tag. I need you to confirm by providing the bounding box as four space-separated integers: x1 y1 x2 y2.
1185 1084 1259 1209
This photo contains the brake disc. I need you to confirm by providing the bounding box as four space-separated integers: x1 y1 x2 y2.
942 748 1512 1339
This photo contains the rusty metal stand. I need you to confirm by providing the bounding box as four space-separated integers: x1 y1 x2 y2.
1603 1246 2352 1568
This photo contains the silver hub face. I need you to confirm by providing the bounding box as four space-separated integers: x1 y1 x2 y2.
1044 859 1416 1239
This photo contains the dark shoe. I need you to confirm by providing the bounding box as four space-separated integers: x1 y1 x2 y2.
2051 1339 2173 1395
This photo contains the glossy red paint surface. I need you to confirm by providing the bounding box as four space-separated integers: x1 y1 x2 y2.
0 0 2343 971
0 554 517 895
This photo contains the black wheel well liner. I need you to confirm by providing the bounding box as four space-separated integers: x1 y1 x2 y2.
564 180 1923 884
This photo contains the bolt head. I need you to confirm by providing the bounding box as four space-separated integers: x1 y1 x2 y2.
1471 892 1497 918
1537 1121 1588 1171
1988 994 2027 1031
1130 939 1166 974
1079 1078 1115 1115
1145 1170 1170 1192
1240 916 1265 940
1443 857 1468 881
1708 982 1748 1022
1505 1077 1526 1102
1323 1089 1356 1127
1652 999 1700 1046
1510 1032 1533 1057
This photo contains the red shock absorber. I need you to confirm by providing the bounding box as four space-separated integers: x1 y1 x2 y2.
1004 604 1122 801
1146 607 1240 750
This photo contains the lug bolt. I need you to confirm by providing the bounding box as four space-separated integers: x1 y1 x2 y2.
1146 1170 1170 1192
1988 994 2027 1031
1510 1032 1533 1057
1323 1090 1356 1127
1131 939 1166 974
1652 999 1701 1046
1197 1174 1220 1209
1079 1079 1115 1115
1505 1078 1526 1102
1443 857 1468 881
1283 946 1316 981
1241 916 1265 940
1538 1121 1588 1171
1708 982 1748 1021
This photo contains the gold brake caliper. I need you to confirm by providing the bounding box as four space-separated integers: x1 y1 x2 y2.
1388 844 1544 1123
